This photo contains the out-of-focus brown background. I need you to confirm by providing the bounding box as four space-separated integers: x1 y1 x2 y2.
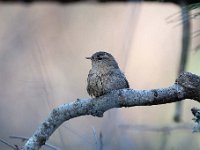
0 2 200 150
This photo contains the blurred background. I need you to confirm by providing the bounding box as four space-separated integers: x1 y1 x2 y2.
0 0 200 150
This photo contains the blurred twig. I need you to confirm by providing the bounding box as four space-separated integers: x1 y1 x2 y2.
61 125 93 144
10 135 61 150
91 127 104 150
0 138 18 150
119 123 193 133
166 2 200 51
192 29 200 38
92 127 98 150
99 132 103 150
119 122 192 150
173 1 191 122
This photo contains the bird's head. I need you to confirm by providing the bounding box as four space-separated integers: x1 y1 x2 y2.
86 51 119 69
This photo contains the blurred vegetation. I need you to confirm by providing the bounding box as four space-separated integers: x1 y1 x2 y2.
187 2 200 51
187 2 200 72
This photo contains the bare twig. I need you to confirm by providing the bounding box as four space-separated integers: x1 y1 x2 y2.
92 127 98 150
119 123 192 150
99 132 103 150
10 136 60 150
119 123 193 133
61 125 93 144
23 72 200 150
174 0 191 122
10 136 27 142
0 138 18 150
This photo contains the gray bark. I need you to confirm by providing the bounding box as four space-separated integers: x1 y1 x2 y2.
23 72 200 150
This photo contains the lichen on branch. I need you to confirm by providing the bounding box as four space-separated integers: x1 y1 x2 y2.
23 72 200 150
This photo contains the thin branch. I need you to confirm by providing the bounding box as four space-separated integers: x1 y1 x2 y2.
61 125 93 144
23 72 200 150
10 136 27 142
174 0 191 122
119 123 191 150
192 29 200 38
0 138 17 150
119 123 193 133
99 132 103 150
91 127 98 150
165 2 200 24
10 136 60 150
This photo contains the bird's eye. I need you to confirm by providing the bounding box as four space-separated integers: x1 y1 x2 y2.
97 55 102 60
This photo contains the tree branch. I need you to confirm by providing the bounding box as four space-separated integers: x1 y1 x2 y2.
23 72 200 150
9 136 60 150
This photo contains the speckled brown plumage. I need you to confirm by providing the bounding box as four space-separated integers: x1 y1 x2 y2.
86 51 129 97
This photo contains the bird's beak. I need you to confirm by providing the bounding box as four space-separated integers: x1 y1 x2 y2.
85 57 92 60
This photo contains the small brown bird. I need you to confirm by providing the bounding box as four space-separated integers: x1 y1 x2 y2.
86 51 129 97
